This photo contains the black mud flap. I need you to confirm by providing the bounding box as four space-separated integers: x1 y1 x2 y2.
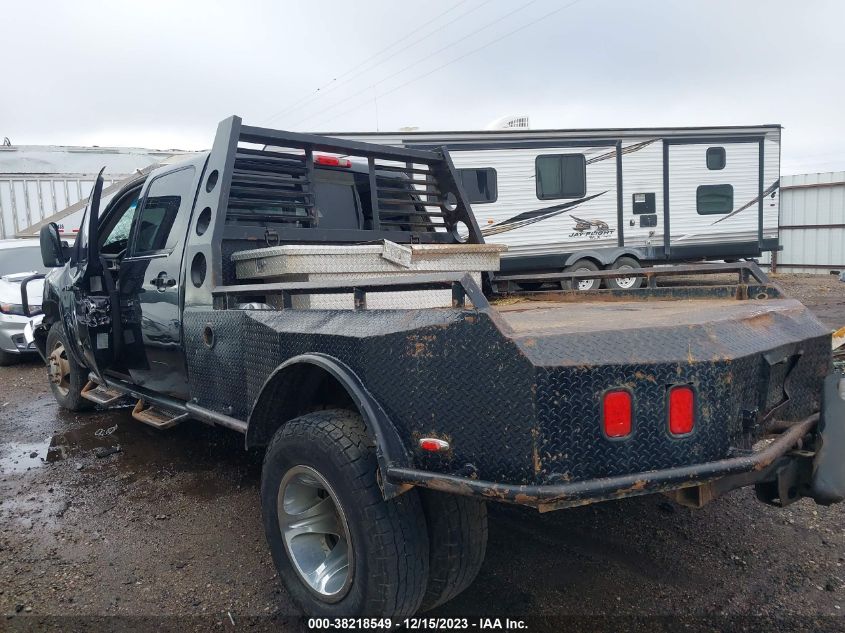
811 374 845 505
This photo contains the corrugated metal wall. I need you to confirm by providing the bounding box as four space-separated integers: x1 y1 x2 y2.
0 174 121 238
761 171 845 274
0 145 187 240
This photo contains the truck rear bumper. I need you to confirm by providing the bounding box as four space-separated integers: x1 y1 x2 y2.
388 403 841 512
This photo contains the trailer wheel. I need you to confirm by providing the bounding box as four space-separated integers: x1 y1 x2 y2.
562 260 601 291
419 490 488 611
605 256 644 290
261 409 429 617
45 325 93 412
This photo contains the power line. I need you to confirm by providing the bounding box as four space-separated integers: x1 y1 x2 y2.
287 0 542 129
273 0 499 123
309 0 583 131
261 0 473 125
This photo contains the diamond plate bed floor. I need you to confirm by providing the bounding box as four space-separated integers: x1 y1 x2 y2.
495 297 814 335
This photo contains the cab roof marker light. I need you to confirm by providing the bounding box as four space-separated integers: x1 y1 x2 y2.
314 154 351 168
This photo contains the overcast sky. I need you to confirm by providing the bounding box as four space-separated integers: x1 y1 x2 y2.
2 0 843 174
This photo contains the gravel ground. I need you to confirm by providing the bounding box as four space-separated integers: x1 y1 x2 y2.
1 273 844 632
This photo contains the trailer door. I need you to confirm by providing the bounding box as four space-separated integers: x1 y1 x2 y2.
665 139 763 258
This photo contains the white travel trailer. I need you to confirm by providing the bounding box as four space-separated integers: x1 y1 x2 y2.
331 125 781 289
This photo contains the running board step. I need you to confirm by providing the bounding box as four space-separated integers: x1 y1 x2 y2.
81 381 125 406
131 399 188 429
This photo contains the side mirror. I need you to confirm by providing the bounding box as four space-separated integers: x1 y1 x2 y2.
39 223 67 267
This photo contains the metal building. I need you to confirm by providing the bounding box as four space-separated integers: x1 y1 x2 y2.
763 171 845 274
0 144 188 239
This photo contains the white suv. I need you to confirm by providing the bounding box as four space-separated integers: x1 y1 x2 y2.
0 239 46 365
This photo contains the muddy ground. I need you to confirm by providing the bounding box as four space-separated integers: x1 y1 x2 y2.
1 273 845 632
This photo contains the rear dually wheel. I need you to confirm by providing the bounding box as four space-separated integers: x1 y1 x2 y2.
261 409 430 617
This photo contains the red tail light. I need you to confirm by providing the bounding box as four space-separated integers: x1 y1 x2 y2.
669 386 695 435
603 390 632 438
419 438 449 453
314 154 351 168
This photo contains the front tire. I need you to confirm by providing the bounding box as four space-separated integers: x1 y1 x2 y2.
45 325 93 411
261 409 429 617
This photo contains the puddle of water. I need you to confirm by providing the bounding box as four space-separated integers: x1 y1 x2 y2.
0 440 55 473
1 414 134 473
2 412 260 484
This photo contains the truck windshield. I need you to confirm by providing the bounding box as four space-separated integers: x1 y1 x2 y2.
0 245 46 275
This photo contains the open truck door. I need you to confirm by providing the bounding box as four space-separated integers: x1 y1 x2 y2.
66 169 121 382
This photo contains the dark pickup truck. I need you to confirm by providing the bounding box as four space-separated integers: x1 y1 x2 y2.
28 116 845 618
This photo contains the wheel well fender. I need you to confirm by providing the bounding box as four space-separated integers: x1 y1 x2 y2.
564 248 644 268
246 353 411 498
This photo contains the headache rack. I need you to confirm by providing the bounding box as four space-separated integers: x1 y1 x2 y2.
206 116 483 246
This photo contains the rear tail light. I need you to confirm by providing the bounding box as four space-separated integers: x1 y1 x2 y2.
314 154 351 168
603 390 632 438
669 386 695 435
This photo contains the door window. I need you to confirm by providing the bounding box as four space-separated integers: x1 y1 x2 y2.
74 208 89 264
706 147 726 170
132 167 196 255
101 197 140 255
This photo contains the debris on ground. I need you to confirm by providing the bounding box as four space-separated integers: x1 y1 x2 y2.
94 445 121 458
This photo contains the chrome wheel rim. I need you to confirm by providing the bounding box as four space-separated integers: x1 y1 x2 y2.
277 465 353 602
48 340 71 397
614 266 637 289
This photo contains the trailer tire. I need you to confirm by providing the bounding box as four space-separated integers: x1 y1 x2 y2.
563 259 601 291
419 490 488 611
45 325 93 412
605 256 644 290
261 409 429 617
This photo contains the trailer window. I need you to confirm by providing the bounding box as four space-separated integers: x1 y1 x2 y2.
696 184 733 215
457 168 497 204
132 166 196 255
706 147 726 170
535 154 586 200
